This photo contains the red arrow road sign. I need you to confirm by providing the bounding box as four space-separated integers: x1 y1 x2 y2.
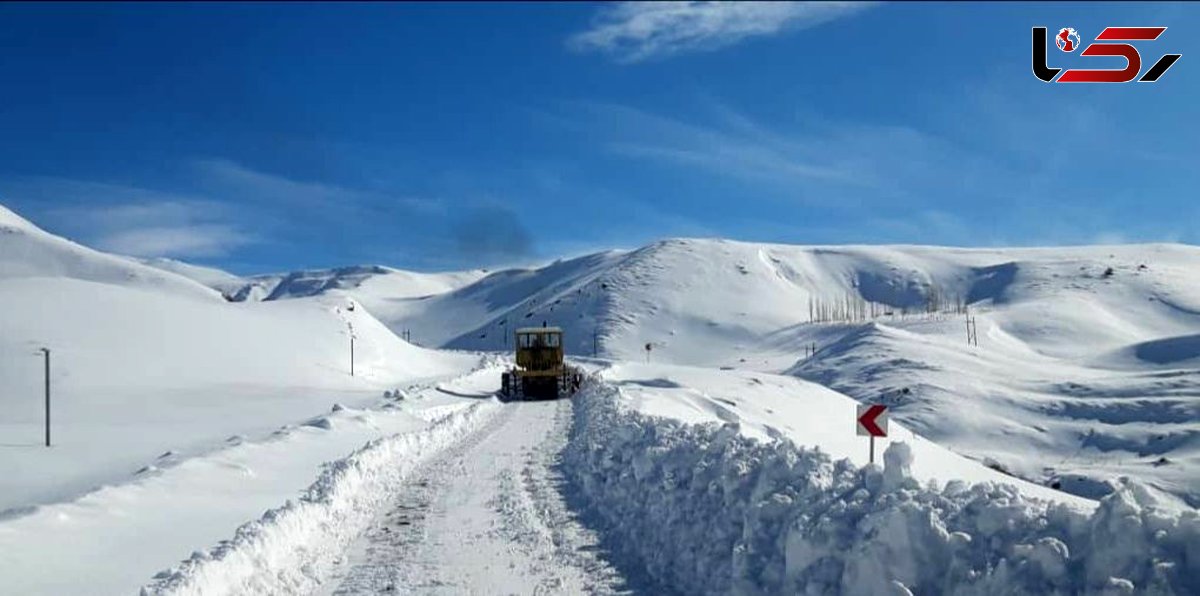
856 404 888 437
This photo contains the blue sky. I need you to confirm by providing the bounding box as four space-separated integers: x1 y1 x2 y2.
1 2 1197 274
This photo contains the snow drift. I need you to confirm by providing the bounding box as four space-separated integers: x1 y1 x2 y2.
565 381 1200 595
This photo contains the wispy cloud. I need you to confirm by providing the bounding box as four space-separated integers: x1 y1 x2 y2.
568 1 874 63
577 102 848 185
0 160 477 268
193 158 443 217
97 224 249 258
0 177 257 258
565 92 1200 247
569 100 974 207
68 198 254 259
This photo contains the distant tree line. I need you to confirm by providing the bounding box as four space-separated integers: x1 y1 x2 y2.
807 285 968 324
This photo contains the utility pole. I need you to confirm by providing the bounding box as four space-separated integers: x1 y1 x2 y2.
40 348 50 447
348 322 355 377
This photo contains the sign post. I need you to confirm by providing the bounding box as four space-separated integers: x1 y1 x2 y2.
856 404 888 464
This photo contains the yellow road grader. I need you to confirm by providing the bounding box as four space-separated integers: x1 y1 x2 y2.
501 326 582 400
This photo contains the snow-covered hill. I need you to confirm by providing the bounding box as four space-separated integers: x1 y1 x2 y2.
416 239 1200 364
137 256 249 296
1 204 222 300
271 237 1199 507
216 264 488 303
0 205 476 512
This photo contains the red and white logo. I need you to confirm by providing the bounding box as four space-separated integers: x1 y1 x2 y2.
1033 26 1182 83
1056 28 1081 52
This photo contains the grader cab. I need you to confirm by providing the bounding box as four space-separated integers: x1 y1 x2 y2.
501 326 581 400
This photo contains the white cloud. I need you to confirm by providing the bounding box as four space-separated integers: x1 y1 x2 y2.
568 1 874 62
0 177 257 258
96 224 249 258
70 198 256 258
0 160 453 263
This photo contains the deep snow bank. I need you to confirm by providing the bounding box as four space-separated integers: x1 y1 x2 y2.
564 382 1200 595
142 399 499 595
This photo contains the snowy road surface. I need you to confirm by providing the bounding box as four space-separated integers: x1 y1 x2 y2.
325 397 627 595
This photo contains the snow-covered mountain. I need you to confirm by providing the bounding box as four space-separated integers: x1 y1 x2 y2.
238 236 1199 507
5 201 1198 514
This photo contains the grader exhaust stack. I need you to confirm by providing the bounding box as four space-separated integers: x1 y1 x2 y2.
501 326 581 400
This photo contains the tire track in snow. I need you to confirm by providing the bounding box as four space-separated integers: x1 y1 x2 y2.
326 398 627 595
142 388 500 596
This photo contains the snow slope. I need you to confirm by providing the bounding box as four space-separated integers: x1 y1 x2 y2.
206 237 1199 506
137 256 250 296
413 239 1200 367
217 264 488 304
1 203 221 300
335 238 1197 507
133 235 1200 507
0 204 478 514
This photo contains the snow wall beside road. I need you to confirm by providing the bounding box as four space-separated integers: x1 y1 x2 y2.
564 382 1200 595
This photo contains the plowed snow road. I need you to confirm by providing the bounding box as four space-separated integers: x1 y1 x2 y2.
324 397 628 595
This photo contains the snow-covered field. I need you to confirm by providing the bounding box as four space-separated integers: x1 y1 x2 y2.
2 200 1197 594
